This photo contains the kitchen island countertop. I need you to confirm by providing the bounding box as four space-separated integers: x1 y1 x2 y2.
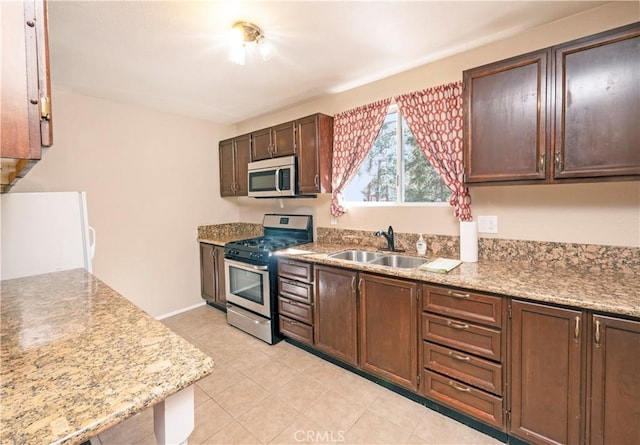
272 243 639 319
0 269 214 444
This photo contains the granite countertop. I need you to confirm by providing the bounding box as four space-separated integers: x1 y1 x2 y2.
273 243 640 319
0 269 215 445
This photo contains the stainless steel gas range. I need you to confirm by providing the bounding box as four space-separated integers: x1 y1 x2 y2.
223 214 313 344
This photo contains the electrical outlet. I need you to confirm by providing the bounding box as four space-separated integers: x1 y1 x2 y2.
478 215 498 233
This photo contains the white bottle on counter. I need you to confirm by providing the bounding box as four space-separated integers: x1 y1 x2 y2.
416 234 427 255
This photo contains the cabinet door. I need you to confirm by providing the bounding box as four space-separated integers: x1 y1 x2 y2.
297 114 333 194
199 243 215 302
463 49 549 183
213 246 226 305
1 0 52 160
359 273 418 391
271 121 296 157
297 115 321 194
218 139 236 197
314 266 358 366
510 300 584 445
234 134 250 196
554 23 640 179
251 127 272 161
589 315 640 445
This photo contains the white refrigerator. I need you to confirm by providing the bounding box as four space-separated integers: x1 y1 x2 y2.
1 192 96 280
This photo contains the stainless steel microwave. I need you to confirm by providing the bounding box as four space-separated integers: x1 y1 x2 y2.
247 155 297 198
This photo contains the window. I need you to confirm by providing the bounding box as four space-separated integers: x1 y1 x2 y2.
343 105 450 204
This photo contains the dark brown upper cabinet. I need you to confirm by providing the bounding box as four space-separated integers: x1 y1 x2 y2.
1 0 53 192
219 134 250 196
296 113 333 194
464 22 639 185
463 49 549 183
554 24 640 179
251 121 296 161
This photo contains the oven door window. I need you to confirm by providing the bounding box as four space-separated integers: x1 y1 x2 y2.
249 170 276 192
228 266 264 305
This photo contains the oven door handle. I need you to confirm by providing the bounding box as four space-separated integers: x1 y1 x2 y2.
224 258 269 271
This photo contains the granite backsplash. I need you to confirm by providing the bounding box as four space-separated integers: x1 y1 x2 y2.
197 223 262 240
196 224 638 274
317 227 640 274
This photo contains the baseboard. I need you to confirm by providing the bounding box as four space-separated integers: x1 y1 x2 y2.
156 301 206 320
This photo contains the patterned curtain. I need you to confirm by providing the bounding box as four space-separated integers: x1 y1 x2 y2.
330 98 392 217
394 81 472 221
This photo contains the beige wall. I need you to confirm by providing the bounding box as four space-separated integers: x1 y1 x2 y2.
235 2 640 247
12 90 238 317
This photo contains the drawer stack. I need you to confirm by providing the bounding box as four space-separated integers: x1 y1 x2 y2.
277 259 314 345
421 285 506 430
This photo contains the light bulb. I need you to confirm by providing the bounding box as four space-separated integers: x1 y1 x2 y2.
229 45 245 65
258 39 276 61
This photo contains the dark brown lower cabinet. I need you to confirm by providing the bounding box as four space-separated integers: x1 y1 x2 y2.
359 273 418 391
314 266 358 366
588 315 640 445
199 242 226 308
510 300 585 445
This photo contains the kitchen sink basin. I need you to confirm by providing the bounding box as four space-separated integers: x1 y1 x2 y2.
328 249 427 269
369 254 427 269
328 250 384 263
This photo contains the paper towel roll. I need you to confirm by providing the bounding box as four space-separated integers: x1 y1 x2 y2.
460 221 478 263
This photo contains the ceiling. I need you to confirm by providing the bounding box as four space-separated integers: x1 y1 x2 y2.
48 1 610 125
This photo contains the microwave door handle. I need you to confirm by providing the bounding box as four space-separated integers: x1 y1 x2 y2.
274 168 281 192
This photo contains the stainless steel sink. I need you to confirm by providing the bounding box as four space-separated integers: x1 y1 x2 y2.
369 254 427 269
328 249 384 263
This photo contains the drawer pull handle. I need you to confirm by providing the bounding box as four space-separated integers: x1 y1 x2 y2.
287 319 298 326
449 381 471 392
286 299 298 306
448 351 471 361
447 290 470 299
447 320 469 330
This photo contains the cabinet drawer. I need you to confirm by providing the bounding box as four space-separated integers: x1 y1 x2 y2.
423 370 504 430
422 313 502 361
279 315 313 345
423 342 503 396
278 277 313 304
423 285 503 328
278 259 313 282
278 297 313 324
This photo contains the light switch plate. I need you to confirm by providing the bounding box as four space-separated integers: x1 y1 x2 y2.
478 215 498 233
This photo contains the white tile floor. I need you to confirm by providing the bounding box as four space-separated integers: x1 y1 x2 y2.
94 304 503 445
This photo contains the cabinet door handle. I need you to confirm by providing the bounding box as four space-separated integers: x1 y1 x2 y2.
449 381 471 392
314 174 319 188
594 319 601 348
358 278 363 294
447 320 469 330
539 152 545 172
448 351 471 361
40 96 51 121
351 276 356 293
574 316 580 343
447 290 470 299
555 151 562 172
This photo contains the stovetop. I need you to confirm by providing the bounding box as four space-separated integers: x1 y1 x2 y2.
224 214 313 265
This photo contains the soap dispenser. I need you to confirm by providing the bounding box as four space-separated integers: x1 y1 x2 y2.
416 234 427 255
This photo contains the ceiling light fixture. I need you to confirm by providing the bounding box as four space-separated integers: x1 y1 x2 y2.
229 21 276 66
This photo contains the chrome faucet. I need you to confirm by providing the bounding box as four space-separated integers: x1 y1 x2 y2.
375 226 396 251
